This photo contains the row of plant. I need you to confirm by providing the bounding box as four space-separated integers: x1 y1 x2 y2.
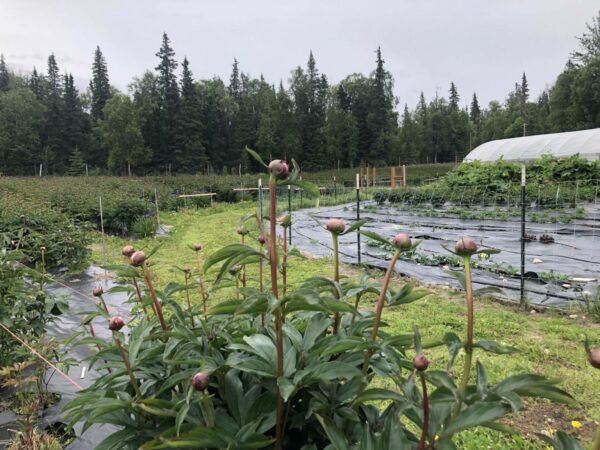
0 247 75 448
0 191 90 270
444 155 600 189
63 153 598 449
0 173 357 238
373 182 597 210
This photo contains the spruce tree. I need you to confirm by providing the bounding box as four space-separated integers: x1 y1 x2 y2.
89 46 111 121
29 67 44 99
41 54 64 172
366 47 397 164
174 57 205 172
470 93 481 123
520 72 529 135
154 32 180 170
67 148 86 175
228 58 242 102
449 82 460 109
63 73 88 161
0 54 9 91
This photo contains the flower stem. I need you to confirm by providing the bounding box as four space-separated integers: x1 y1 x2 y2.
332 233 340 334
98 294 109 315
132 277 149 317
351 293 362 324
113 335 142 400
184 272 195 328
453 256 474 418
362 250 400 374
459 257 474 390
282 227 287 298
269 177 284 450
195 253 208 314
241 234 247 288
417 372 429 450
143 264 168 332
259 244 265 326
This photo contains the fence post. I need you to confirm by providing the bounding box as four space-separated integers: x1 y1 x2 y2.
288 185 292 245
520 164 526 305
333 176 337 200
154 188 161 229
356 173 361 265
99 197 107 270
258 178 263 222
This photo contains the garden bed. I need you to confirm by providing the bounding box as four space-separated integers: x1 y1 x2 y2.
291 202 600 309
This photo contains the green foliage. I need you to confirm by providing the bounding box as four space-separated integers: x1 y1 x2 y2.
0 249 67 366
66 226 578 449
0 192 90 269
132 217 157 239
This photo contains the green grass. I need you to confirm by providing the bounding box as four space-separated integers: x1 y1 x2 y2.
90 201 600 449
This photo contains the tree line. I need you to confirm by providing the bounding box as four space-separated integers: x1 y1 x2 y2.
1 11 599 176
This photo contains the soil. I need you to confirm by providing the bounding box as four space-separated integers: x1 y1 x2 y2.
501 399 597 444
291 201 600 309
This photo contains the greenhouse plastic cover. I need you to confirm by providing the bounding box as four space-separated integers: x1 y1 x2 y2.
464 128 600 162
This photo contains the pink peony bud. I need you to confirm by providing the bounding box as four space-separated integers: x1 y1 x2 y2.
130 251 147 267
413 354 430 371
183 265 191 274
192 372 210 391
108 316 125 331
122 245 135 257
268 160 289 179
257 235 267 245
92 286 103 297
192 243 203 252
392 233 412 250
455 237 478 256
326 218 346 235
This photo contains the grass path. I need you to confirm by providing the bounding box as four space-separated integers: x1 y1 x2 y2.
91 202 600 449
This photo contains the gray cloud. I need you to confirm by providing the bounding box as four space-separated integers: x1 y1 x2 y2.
0 0 598 107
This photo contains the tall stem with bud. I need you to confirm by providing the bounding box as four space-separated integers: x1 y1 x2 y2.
269 176 284 450
362 233 411 375
452 237 478 418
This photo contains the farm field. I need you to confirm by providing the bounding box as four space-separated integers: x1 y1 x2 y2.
2 158 600 449
84 204 600 449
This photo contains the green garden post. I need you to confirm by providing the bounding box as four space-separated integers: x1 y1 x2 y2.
356 173 361 264
520 164 526 305
288 185 292 245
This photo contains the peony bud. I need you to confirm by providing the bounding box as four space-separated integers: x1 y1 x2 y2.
257 235 267 245
589 347 600 369
268 160 289 180
326 218 346 235
237 227 249 236
455 237 478 256
130 250 147 267
92 286 103 297
122 245 135 257
192 372 210 391
108 316 125 331
183 265 191 274
192 243 203 252
392 233 412 250
413 354 430 371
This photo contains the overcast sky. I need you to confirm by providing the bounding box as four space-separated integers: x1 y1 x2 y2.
1 0 598 108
